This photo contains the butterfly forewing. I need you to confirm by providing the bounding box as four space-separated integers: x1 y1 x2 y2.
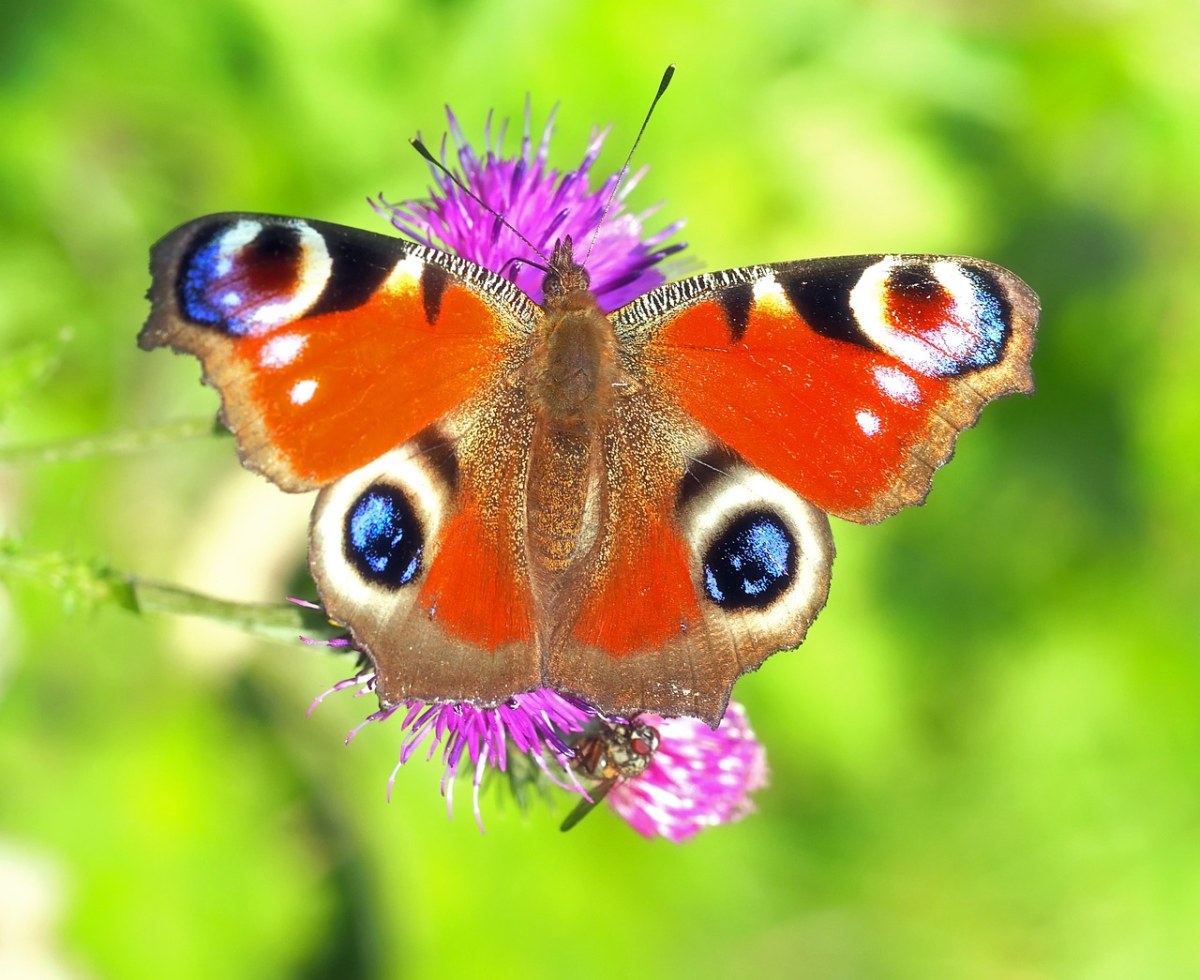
618 254 1039 524
140 214 537 491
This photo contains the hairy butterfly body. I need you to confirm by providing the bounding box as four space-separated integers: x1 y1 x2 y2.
141 208 1037 726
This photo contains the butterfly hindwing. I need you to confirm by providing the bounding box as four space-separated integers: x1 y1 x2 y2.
140 213 536 491
308 416 543 706
551 432 834 725
618 254 1039 524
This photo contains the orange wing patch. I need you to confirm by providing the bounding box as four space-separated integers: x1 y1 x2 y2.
654 298 946 522
240 279 519 486
637 256 1037 525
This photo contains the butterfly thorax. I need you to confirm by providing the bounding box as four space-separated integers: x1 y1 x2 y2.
524 238 626 576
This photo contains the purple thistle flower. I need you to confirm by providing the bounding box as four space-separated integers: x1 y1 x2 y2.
309 669 594 832
373 104 685 311
605 702 768 842
309 663 767 839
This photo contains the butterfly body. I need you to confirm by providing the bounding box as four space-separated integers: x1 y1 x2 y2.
141 210 1037 726
523 237 623 574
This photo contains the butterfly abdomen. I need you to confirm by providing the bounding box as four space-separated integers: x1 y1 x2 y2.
526 426 596 571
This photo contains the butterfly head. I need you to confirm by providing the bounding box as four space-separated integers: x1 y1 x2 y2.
541 236 592 300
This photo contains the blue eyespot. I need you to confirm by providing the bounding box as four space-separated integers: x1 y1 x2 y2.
703 510 795 609
344 485 424 589
177 220 305 335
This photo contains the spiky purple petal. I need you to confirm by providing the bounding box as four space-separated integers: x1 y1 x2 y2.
311 670 595 829
374 107 684 310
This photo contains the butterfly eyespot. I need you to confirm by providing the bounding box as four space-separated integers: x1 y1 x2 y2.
178 218 332 336
344 484 425 589
851 258 1011 377
702 509 797 610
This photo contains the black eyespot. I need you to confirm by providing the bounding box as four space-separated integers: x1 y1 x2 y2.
703 510 795 609
344 484 424 588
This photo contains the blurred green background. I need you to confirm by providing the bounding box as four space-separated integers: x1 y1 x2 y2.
2 0 1198 977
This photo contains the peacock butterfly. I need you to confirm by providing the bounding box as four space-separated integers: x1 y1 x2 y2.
139 126 1038 728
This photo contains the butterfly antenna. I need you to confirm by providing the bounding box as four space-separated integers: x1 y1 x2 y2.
583 64 676 267
409 137 549 265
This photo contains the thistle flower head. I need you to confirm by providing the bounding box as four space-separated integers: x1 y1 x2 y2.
374 105 685 310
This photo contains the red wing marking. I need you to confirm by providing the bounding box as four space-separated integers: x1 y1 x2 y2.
418 496 533 651
652 298 946 522
572 513 701 656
